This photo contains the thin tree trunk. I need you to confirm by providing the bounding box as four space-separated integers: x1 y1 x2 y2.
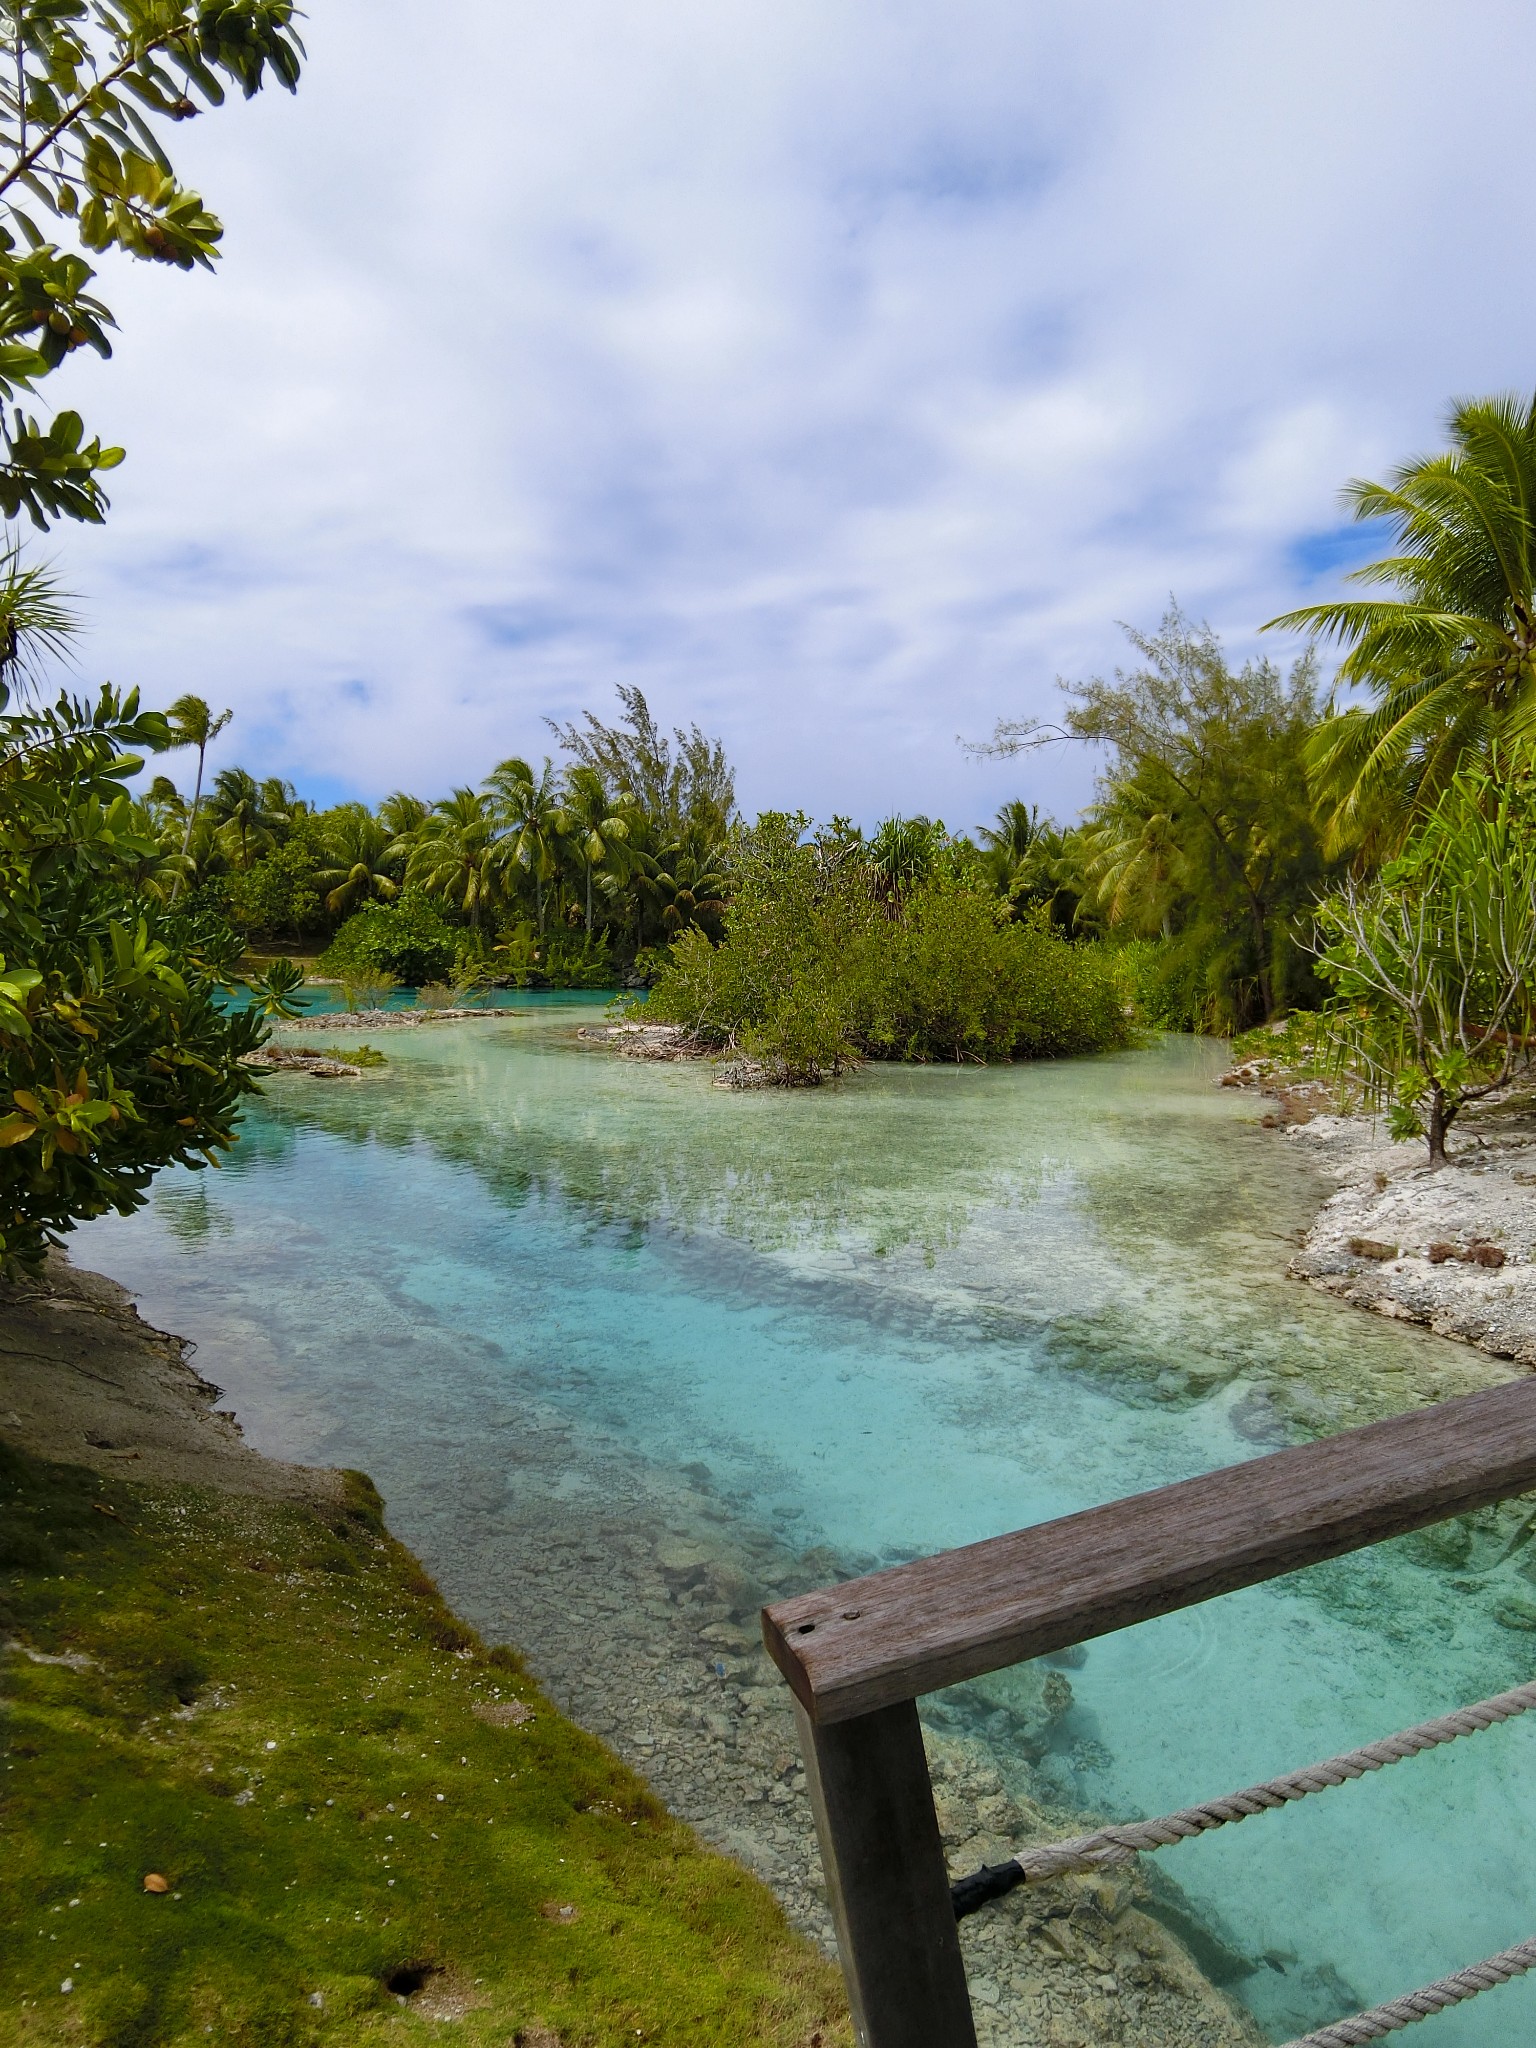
585 861 593 933
1251 903 1273 1019
1427 1086 1455 1165
169 741 206 906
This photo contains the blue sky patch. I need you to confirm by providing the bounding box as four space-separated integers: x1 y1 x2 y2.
1287 520 1393 585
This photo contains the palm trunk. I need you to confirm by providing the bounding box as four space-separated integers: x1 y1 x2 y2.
169 740 207 905
585 861 593 934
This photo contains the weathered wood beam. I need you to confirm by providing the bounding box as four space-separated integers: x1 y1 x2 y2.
764 1375 1536 1724
795 1697 977 2048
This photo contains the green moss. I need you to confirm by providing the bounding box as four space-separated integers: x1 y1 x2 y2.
0 1440 848 2046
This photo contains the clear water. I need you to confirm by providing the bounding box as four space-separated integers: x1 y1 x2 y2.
79 1008 1536 2043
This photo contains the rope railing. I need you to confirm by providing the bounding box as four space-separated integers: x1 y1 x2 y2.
949 1673 1536 2041
1278 1933 1536 2045
951 1672 1536 1916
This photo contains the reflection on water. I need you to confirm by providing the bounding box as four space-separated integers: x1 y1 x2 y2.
81 1010 1536 2044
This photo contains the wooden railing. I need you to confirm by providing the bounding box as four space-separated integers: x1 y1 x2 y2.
761 1375 1536 2048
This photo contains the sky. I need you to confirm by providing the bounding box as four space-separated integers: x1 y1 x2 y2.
36 0 1536 828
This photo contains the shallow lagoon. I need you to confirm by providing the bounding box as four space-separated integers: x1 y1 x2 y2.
82 1005 1536 2043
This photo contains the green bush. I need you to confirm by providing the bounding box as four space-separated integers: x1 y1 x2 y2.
319 889 455 986
0 687 261 1271
220 828 328 938
644 813 1130 1082
1112 937 1214 1032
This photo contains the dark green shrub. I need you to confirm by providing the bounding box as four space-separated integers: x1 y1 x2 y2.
219 825 329 938
645 813 1130 1082
0 688 262 1271
319 889 455 986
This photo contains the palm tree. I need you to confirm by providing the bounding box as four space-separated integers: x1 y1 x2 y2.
484 755 562 936
555 766 633 934
646 840 727 938
163 694 232 901
260 775 304 825
977 800 1042 895
316 805 401 916
143 774 187 835
206 766 286 870
1268 391 1536 850
1079 801 1183 929
406 789 499 930
0 543 78 702
378 791 429 878
379 790 429 839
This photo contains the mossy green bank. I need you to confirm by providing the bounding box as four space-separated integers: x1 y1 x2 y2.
0 1442 848 2047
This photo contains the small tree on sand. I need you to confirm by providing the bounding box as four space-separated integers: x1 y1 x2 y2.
1312 757 1536 1164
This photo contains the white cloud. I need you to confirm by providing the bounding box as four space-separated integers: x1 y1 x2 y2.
34 0 1536 828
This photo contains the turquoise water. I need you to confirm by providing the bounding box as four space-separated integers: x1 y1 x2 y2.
227 984 619 1015
79 1008 1536 2043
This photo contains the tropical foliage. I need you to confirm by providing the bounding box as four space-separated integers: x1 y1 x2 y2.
978 609 1332 1032
1271 394 1536 855
1308 753 1536 1162
24 376 1536 1198
141 688 749 988
0 675 259 1271
0 14 306 1265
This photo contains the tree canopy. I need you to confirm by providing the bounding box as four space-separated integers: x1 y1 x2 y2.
0 0 304 528
0 674 260 1270
1270 392 1536 852
977 608 1330 1031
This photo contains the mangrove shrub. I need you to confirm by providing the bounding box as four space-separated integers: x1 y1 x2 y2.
645 813 1129 1082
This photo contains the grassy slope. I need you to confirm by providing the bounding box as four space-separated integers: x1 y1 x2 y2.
0 1443 848 2048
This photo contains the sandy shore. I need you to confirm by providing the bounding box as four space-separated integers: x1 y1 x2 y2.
0 1255 342 1507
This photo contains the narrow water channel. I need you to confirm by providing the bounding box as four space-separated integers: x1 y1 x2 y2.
81 1007 1536 2044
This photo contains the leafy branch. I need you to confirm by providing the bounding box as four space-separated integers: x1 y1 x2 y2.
0 0 304 527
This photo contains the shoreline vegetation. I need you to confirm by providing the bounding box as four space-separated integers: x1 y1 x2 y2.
0 1259 1276 2048
22 394 1536 1262
632 813 1129 1085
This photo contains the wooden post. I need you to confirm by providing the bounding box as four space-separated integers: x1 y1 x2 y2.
794 1696 977 2048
